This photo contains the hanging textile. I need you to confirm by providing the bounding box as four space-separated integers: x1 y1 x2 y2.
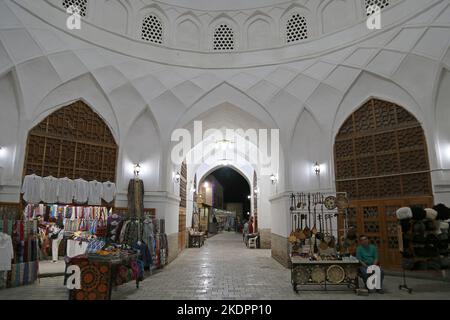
127 179 144 219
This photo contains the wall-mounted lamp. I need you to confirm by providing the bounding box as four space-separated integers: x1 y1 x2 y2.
219 158 231 167
270 174 278 184
203 181 210 189
215 139 233 150
314 162 321 176
247 195 252 199
174 172 181 183
133 163 141 178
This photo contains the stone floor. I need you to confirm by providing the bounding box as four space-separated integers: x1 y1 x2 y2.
0 232 449 300
39 260 66 276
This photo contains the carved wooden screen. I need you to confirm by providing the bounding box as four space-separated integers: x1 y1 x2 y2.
24 101 118 182
335 99 433 268
179 161 187 251
334 99 431 200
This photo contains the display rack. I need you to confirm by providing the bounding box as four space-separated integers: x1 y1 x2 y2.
396 206 450 294
288 192 365 295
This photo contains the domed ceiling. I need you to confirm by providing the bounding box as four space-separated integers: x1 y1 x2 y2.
152 0 292 11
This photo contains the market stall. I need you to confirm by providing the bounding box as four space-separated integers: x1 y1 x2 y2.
288 192 363 294
66 247 142 300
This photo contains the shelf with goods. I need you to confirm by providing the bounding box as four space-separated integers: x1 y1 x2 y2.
396 205 450 293
0 203 39 289
288 192 363 294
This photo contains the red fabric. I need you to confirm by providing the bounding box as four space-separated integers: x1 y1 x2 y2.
248 223 254 234
20 221 25 242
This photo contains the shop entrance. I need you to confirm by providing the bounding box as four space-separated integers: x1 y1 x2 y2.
334 98 433 269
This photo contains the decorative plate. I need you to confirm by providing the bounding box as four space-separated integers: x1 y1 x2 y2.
294 267 309 285
324 196 337 210
336 193 349 209
345 266 358 280
311 266 326 284
327 265 346 284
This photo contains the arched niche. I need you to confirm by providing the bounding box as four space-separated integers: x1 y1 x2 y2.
103 0 129 34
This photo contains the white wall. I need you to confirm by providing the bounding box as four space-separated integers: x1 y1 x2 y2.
0 72 20 201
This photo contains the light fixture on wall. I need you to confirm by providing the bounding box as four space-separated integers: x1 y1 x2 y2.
203 181 210 189
247 195 252 199
133 163 141 178
254 188 260 195
174 172 181 183
270 174 278 184
219 158 231 166
314 162 321 176
215 139 233 150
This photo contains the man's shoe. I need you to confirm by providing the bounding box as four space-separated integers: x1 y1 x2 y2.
376 289 384 294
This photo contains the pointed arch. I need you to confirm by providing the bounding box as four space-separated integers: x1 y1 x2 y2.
138 4 169 44
244 12 275 50
175 12 202 50
103 0 130 34
24 100 118 182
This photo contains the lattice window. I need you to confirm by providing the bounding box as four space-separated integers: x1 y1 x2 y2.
334 99 431 200
213 24 235 51
365 0 390 16
286 14 308 43
62 0 87 17
24 101 117 183
141 15 163 44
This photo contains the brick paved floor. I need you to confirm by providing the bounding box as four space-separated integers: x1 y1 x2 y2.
0 232 449 300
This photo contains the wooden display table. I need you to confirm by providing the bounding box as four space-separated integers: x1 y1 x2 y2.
189 233 205 248
290 257 361 294
66 252 141 300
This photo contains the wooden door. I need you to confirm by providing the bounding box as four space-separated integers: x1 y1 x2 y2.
340 196 433 269
179 208 186 251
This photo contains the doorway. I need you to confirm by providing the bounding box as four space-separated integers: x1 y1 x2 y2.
199 167 252 237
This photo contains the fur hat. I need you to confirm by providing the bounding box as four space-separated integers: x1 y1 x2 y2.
410 206 426 220
440 222 449 230
412 233 426 244
426 233 440 247
424 219 435 231
413 221 426 234
425 208 438 220
433 204 450 221
396 207 413 220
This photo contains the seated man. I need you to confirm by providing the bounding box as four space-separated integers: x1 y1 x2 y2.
356 235 385 294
